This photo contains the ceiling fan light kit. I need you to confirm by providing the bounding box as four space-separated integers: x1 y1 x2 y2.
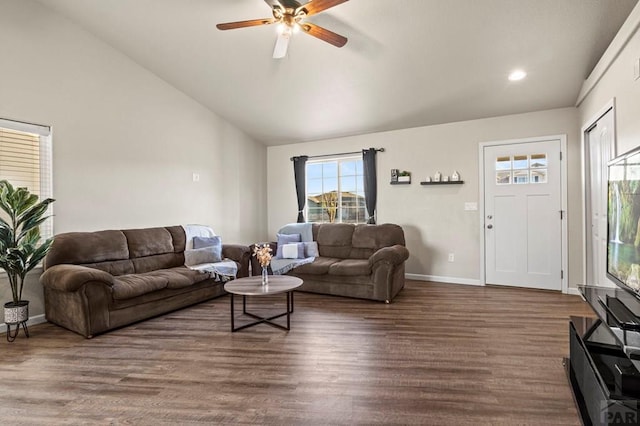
216 0 349 59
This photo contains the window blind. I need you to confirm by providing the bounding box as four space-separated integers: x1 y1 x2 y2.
0 128 41 193
0 119 53 239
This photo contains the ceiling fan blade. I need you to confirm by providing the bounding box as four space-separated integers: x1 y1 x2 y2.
273 31 291 59
216 18 277 31
298 0 349 17
301 22 347 47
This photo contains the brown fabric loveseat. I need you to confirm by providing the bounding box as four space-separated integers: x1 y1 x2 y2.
40 226 250 338
252 223 409 303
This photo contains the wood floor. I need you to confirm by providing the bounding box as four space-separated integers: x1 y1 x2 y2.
0 281 593 425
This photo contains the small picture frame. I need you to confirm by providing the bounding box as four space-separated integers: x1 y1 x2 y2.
391 169 399 183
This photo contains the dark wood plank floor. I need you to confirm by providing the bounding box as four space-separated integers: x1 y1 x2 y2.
0 281 593 425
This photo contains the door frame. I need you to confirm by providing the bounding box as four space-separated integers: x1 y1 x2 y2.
581 98 617 288
478 135 569 293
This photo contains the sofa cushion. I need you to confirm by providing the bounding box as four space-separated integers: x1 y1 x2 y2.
123 227 174 258
166 225 187 252
328 259 372 276
113 273 169 300
83 259 135 276
316 223 354 259
350 224 406 259
153 267 210 289
44 230 129 268
293 257 341 275
131 253 185 274
111 266 211 299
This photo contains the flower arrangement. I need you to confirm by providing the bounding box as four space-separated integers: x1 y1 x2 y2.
253 243 273 268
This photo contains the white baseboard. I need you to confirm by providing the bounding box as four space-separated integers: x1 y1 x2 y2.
406 273 482 286
406 273 584 295
1 314 47 333
566 287 582 296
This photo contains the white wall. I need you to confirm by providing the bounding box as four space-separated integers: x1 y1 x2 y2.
0 0 267 320
268 108 582 286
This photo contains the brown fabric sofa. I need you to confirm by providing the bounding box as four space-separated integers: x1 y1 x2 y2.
251 223 409 303
40 226 250 338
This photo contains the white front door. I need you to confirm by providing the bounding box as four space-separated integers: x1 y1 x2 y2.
483 139 563 290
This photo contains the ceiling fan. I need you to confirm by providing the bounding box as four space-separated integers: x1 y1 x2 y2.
217 0 349 59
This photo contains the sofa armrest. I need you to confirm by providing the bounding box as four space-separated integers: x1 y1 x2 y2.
40 264 115 292
222 244 250 263
369 245 410 267
222 244 251 278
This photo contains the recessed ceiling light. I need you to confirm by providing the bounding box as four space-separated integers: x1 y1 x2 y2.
508 70 527 81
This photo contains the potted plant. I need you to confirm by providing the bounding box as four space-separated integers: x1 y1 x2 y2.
0 180 54 342
398 171 411 183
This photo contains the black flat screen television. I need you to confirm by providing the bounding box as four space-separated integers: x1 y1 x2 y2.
607 146 640 296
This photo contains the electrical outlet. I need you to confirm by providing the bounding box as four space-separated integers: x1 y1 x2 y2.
448 253 455 262
464 202 478 211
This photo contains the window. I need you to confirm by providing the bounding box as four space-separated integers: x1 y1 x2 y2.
495 153 547 186
306 157 366 224
0 118 53 239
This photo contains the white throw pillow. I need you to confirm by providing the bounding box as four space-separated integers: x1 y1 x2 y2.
282 243 300 259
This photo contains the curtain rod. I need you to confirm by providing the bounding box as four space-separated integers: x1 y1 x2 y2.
290 148 384 161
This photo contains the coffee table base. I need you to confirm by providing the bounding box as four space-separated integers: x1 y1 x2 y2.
230 291 295 332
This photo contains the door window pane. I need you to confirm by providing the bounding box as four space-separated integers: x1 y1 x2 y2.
530 154 547 168
531 169 547 183
496 156 511 170
513 155 528 169
513 170 529 184
496 171 511 185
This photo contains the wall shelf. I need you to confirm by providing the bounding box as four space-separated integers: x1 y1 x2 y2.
390 181 411 185
420 181 464 185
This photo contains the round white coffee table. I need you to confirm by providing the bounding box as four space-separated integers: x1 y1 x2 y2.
224 275 303 332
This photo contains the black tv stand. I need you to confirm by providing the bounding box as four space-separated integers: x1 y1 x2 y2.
566 286 640 425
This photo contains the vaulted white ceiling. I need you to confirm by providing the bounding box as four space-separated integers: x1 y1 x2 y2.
36 0 638 145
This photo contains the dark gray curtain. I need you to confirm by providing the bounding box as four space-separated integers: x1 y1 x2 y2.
292 156 308 223
362 148 377 224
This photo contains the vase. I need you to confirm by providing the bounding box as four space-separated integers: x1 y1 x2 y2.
261 266 269 286
4 300 30 342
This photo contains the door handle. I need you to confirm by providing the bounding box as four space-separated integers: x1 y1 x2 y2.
487 224 493 229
